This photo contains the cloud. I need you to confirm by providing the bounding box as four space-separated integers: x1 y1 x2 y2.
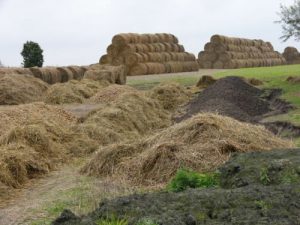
0 0 298 66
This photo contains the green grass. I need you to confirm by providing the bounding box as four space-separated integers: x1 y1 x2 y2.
167 168 220 192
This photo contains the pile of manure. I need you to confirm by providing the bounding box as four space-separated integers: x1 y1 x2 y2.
0 103 97 194
75 92 171 146
82 113 293 186
176 76 272 123
0 74 49 105
44 79 109 104
146 82 192 111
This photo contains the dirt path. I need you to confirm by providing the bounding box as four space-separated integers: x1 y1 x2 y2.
0 161 134 225
127 69 227 81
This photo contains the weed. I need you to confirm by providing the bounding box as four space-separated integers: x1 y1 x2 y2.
167 168 219 192
260 168 271 185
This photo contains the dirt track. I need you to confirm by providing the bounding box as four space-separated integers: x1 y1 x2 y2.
127 69 227 81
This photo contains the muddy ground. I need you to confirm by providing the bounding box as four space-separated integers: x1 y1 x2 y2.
52 149 300 225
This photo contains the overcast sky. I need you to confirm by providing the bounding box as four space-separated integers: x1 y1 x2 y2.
0 0 298 66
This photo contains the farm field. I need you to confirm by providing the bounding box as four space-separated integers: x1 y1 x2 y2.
0 65 299 225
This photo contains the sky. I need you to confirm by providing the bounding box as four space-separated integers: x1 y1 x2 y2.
0 0 298 66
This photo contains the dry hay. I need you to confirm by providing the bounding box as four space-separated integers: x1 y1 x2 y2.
0 74 49 105
147 83 192 111
75 92 171 146
88 84 138 104
196 75 217 88
82 113 294 186
0 103 97 191
44 79 109 104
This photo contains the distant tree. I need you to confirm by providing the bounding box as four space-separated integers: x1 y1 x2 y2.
0 60 3 67
21 41 44 68
277 0 300 41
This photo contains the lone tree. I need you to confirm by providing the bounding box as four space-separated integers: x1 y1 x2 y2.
21 41 44 68
0 60 3 67
278 0 300 41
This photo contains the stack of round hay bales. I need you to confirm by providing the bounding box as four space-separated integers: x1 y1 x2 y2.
198 34 286 69
283 47 300 64
99 33 198 76
0 66 88 84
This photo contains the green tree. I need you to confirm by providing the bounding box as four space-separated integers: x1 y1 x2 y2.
21 41 44 68
277 0 300 41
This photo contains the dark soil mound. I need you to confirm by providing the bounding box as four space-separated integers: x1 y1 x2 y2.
176 76 292 123
219 149 300 188
52 184 300 225
52 149 300 225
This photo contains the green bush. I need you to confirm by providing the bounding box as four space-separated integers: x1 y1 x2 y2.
167 168 220 192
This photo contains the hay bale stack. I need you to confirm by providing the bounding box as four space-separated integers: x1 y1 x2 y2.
283 47 300 64
198 34 286 69
82 113 293 186
100 33 198 76
0 66 88 84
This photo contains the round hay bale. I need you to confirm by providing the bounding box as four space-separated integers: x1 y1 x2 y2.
155 33 165 42
140 34 149 43
183 53 196 61
158 43 166 52
145 43 156 52
147 34 159 43
213 61 224 69
211 34 227 44
84 70 115 83
146 63 165 74
125 53 144 66
46 67 62 84
112 55 125 66
204 42 214 51
67 66 85 80
202 61 213 69
99 54 113 65
29 67 43 80
107 45 119 57
178 45 185 52
57 67 73 83
162 52 172 62
182 61 199 72
112 33 141 46
129 63 148 76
